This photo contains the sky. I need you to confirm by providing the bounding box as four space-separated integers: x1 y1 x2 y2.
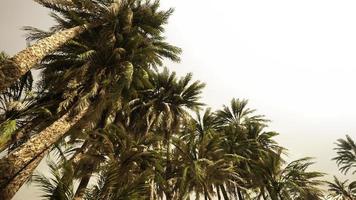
1 0 356 199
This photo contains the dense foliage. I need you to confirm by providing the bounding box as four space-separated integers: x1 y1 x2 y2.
0 0 355 200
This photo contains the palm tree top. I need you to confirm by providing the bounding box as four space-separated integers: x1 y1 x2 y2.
333 135 356 175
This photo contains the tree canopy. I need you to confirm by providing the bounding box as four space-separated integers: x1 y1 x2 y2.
0 0 355 200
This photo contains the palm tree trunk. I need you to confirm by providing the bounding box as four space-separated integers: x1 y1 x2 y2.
0 0 122 92
0 24 95 92
0 107 88 199
0 149 48 200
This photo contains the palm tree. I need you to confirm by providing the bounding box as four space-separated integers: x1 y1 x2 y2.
0 1 181 199
214 99 277 200
27 68 204 200
215 98 267 128
326 176 356 200
85 125 160 200
171 131 240 200
0 0 123 91
333 135 356 175
35 124 160 200
130 69 205 199
253 151 325 200
219 123 281 200
162 109 244 200
115 68 204 136
111 68 205 199
0 106 92 200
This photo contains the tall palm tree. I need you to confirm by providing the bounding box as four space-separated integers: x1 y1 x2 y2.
171 129 240 200
161 109 246 200
214 99 277 200
0 0 123 91
25 94 327 200
35 124 160 200
253 151 325 200
142 70 204 199
219 123 280 200
0 1 181 199
0 105 92 200
86 124 160 200
115 68 204 136
111 68 205 199
27 68 204 200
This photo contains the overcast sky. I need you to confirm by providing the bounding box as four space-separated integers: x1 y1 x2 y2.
1 0 356 199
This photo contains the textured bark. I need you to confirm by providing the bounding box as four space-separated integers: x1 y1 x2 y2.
0 107 88 196
0 0 122 92
0 149 48 200
0 24 89 92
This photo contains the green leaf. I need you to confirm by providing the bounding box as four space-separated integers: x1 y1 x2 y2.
0 120 17 150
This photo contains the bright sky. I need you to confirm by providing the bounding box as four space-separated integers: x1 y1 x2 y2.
1 0 355 199
160 0 356 177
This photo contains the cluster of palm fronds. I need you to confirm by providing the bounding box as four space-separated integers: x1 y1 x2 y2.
325 135 356 200
27 97 328 200
0 0 355 200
